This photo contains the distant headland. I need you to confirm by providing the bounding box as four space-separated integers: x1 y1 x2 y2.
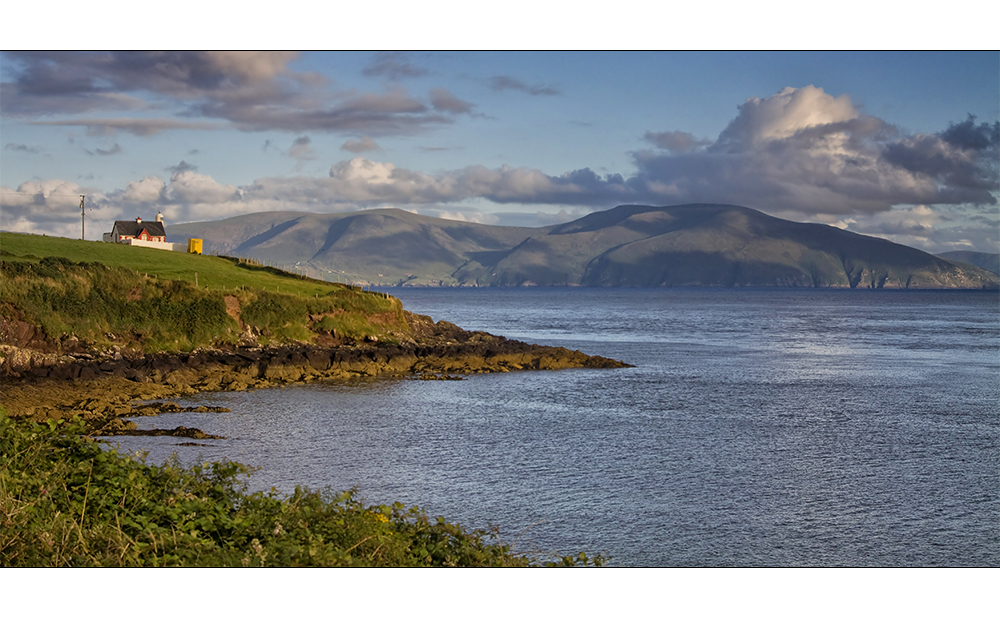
165 204 999 289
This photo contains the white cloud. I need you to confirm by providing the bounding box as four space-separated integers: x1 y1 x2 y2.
120 176 166 203
166 171 239 204
632 86 998 215
714 85 858 149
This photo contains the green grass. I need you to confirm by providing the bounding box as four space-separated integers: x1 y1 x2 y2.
0 233 407 352
0 411 600 566
2 232 366 297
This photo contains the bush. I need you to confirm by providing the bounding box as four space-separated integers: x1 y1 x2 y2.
0 412 602 567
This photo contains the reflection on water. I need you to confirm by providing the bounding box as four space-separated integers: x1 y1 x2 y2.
106 289 1000 566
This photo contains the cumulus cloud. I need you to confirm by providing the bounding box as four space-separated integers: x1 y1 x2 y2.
629 85 999 215
490 76 559 96
0 180 118 239
341 137 381 153
120 176 166 203
3 51 474 137
362 52 428 80
710 86 858 151
881 115 999 204
230 158 629 208
166 170 240 204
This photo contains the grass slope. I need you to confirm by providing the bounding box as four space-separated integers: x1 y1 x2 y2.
0 232 406 353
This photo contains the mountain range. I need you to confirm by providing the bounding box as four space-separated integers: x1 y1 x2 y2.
165 204 999 289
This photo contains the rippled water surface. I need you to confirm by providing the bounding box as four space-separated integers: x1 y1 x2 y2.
111 289 1000 566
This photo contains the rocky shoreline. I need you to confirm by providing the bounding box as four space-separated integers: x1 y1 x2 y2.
1 314 630 437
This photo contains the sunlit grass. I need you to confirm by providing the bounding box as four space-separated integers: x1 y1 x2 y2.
0 232 407 352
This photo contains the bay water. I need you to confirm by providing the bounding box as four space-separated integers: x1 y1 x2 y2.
110 288 1000 566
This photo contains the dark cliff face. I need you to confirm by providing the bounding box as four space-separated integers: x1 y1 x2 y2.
168 205 1000 289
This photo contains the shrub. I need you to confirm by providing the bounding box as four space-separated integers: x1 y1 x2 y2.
0 412 602 567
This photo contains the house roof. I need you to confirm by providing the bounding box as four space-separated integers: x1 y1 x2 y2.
113 220 166 238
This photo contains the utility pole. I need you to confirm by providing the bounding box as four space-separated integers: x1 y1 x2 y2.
79 195 85 240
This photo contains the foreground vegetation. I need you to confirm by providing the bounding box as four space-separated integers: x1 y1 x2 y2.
0 232 406 353
0 411 600 566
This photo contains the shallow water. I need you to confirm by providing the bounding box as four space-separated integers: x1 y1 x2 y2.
108 288 1000 566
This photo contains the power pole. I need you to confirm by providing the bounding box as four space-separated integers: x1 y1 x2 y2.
79 195 86 240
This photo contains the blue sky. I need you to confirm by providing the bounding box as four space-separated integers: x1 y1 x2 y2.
2 51 998 253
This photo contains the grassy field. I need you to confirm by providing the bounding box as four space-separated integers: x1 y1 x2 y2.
1 232 370 297
0 232 408 352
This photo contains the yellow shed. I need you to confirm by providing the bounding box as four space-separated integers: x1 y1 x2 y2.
188 238 203 254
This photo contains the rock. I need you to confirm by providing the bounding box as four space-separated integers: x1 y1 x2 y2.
5 347 33 373
1 321 632 433
96 418 138 435
306 349 331 370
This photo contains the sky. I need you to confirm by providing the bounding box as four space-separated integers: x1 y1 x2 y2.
2 51 998 253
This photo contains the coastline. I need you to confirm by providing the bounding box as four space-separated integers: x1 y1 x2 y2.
0 313 630 436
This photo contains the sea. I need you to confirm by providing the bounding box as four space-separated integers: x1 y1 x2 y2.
107 288 1000 567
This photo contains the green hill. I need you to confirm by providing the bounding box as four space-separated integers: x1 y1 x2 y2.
166 204 999 289
0 232 406 354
